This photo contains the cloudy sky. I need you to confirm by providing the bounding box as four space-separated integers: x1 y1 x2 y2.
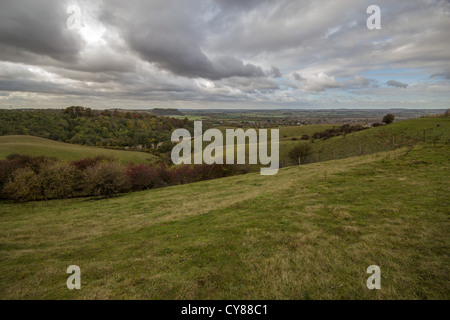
0 0 449 109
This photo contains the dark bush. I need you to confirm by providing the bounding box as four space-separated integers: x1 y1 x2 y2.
0 155 57 199
172 165 197 185
126 164 158 190
1 155 255 202
157 141 177 154
382 114 395 124
288 143 312 165
311 124 368 140
153 165 173 187
70 155 114 170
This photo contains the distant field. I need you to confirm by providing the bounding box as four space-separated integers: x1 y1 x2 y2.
0 143 448 299
0 135 157 164
278 124 336 140
214 124 334 138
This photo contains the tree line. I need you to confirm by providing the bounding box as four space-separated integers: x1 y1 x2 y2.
0 107 193 152
0 154 252 202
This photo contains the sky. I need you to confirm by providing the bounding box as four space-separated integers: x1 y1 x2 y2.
0 0 449 110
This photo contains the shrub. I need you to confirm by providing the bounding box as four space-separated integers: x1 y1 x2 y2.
153 165 173 187
0 155 57 200
5 154 55 173
311 125 368 140
3 167 44 202
70 155 114 170
172 165 196 185
192 164 216 181
288 143 312 165
126 164 158 190
0 159 22 194
157 141 177 154
40 162 80 199
83 162 130 197
382 114 395 124
1 154 256 202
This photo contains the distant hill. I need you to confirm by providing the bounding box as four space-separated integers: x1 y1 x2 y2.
150 108 184 116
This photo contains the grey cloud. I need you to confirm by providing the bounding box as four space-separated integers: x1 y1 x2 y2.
345 76 378 88
349 76 370 87
211 56 265 79
268 66 282 78
0 0 449 109
292 72 341 92
430 72 450 80
217 76 280 93
128 31 265 79
0 0 83 63
100 0 266 80
293 73 304 81
386 80 408 88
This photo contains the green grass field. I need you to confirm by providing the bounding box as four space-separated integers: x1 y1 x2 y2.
208 118 449 166
274 118 449 164
289 117 450 164
0 135 157 164
0 142 448 299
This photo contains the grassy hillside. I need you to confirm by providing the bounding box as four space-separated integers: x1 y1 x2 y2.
210 118 449 166
279 117 449 164
0 135 157 164
0 142 448 299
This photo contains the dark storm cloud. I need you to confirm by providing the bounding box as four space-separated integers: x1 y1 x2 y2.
99 0 266 80
0 0 83 63
128 32 265 80
386 80 408 88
